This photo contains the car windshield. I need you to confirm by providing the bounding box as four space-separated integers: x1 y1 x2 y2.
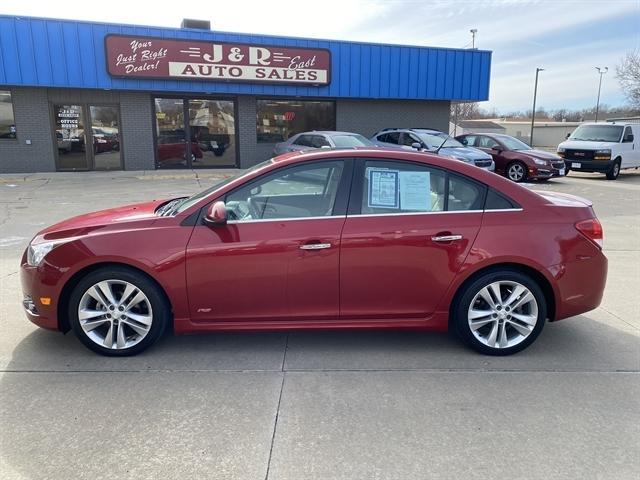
172 159 274 214
415 132 464 149
569 125 624 142
331 134 374 148
497 136 531 151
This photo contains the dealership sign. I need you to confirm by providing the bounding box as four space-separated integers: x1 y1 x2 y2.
105 35 330 85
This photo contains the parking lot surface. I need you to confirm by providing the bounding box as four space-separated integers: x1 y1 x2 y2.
1 169 639 479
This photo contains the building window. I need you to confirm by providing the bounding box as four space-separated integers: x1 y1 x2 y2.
154 97 237 168
0 91 16 139
256 99 335 143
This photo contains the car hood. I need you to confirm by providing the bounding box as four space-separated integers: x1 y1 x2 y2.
36 200 166 240
558 140 618 150
438 146 492 161
522 149 563 161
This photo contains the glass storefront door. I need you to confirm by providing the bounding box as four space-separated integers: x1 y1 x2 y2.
89 105 122 170
154 97 237 169
54 104 89 170
54 104 122 171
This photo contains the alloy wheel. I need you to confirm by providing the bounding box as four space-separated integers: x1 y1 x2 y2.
507 163 525 182
78 279 153 350
467 280 538 349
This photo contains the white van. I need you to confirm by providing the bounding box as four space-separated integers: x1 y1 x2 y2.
557 122 640 180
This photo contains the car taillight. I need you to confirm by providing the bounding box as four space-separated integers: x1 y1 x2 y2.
575 218 603 249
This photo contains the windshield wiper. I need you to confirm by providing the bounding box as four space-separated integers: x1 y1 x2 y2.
435 134 452 154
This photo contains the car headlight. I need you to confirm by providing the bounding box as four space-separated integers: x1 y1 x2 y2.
450 155 471 162
27 241 64 267
557 147 565 153
533 158 548 166
595 149 611 155
594 149 611 160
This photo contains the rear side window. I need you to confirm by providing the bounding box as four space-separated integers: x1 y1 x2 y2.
293 135 313 147
378 132 400 144
447 174 485 211
360 160 446 214
485 189 519 210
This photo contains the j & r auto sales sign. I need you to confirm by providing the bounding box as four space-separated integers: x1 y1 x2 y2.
105 35 331 85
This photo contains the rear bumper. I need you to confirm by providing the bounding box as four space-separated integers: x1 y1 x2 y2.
551 250 608 321
565 159 613 173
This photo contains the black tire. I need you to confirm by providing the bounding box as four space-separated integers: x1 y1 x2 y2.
564 166 570 176
452 270 547 356
506 161 528 183
605 159 621 180
68 266 169 356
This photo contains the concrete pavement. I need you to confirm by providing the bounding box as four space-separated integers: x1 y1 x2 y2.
1 169 639 479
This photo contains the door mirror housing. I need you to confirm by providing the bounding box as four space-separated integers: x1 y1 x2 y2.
411 142 422 150
491 145 503 153
204 201 227 225
566 132 571 139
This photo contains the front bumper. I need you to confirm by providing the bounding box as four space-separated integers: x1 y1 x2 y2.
20 260 62 331
564 159 613 173
530 163 566 178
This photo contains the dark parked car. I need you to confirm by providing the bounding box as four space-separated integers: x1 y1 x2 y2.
457 133 566 182
22 148 606 357
273 131 374 155
372 128 495 171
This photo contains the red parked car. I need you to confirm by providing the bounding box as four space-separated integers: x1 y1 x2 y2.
456 133 566 182
21 148 607 356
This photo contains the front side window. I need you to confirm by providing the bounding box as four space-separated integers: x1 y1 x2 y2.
623 126 633 142
293 134 313 147
226 161 344 221
358 160 486 215
0 91 16 139
256 100 335 143
378 132 400 144
460 135 477 147
401 133 421 147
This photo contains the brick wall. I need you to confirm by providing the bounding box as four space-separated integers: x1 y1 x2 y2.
0 88 55 173
336 99 451 137
1 90 452 172
0 87 155 173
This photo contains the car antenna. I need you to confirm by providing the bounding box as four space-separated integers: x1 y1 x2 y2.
435 133 451 154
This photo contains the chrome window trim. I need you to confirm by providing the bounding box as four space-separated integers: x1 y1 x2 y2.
347 208 523 218
225 208 523 223
227 215 345 225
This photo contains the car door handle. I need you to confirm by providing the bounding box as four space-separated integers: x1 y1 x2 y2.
431 235 463 242
299 243 332 250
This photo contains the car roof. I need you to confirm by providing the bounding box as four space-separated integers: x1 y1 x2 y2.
295 131 363 136
375 128 444 135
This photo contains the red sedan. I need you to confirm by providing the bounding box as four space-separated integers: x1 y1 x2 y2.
456 133 566 182
21 148 607 356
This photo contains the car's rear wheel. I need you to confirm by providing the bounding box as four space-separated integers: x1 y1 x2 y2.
506 162 527 182
453 271 546 355
68 267 169 356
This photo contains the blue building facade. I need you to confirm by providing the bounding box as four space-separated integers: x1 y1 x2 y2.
0 15 492 172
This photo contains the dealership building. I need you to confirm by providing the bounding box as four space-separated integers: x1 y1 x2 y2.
0 15 491 173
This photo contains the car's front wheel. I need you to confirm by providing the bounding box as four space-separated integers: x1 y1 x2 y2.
506 162 527 182
68 267 169 356
453 271 546 355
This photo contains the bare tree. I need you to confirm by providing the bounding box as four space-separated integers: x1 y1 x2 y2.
616 50 640 108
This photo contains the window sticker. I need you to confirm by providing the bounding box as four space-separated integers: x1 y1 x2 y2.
368 169 399 208
399 171 431 211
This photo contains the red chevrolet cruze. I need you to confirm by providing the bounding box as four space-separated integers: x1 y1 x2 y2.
21 148 607 356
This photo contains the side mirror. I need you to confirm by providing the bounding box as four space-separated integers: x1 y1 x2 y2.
492 146 503 152
411 142 422 150
623 134 634 143
204 201 227 225
566 133 571 139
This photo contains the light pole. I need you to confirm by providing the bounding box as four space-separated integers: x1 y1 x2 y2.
470 29 477 49
529 67 544 147
594 66 608 122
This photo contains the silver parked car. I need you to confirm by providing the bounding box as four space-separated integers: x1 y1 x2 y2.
371 128 495 171
273 131 375 156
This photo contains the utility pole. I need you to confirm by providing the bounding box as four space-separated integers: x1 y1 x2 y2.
529 67 544 147
594 66 608 122
470 29 477 49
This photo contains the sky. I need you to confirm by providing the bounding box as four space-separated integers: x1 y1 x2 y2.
2 0 639 113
